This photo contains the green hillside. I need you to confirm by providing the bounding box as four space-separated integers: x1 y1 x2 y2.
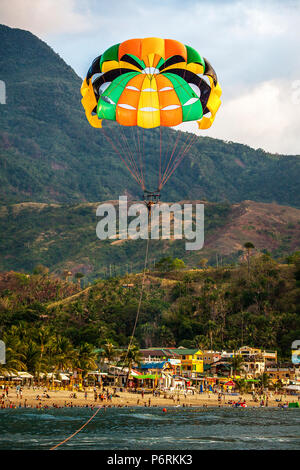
0 200 299 278
0 24 299 207
1 257 300 359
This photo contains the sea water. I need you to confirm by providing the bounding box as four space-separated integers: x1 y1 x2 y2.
0 407 299 450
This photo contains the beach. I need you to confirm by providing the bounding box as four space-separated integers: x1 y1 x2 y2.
0 386 293 409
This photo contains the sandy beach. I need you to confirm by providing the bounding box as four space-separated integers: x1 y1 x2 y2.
1 386 293 409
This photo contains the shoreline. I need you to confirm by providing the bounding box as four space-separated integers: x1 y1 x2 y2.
1 387 296 410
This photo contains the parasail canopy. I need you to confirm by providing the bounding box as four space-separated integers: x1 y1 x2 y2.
81 37 222 195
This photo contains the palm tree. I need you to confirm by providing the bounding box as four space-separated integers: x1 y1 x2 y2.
0 335 26 375
74 272 84 288
244 242 255 277
101 342 118 386
235 378 247 393
229 354 244 378
206 320 217 350
199 258 208 269
258 372 269 390
193 335 210 351
75 343 98 380
49 335 76 372
120 345 142 388
22 339 44 377
102 342 117 368
35 326 54 383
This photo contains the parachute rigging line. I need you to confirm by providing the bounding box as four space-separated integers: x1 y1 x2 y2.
50 406 101 450
121 221 150 373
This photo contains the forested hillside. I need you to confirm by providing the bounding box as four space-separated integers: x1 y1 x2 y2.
1 255 299 359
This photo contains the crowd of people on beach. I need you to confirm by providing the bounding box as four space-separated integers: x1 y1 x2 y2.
0 383 295 410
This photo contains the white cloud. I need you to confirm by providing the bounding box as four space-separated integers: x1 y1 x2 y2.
0 0 92 35
1 0 300 154
201 80 300 155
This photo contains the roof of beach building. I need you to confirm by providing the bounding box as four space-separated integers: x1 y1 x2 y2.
140 348 175 357
140 362 168 369
166 348 202 356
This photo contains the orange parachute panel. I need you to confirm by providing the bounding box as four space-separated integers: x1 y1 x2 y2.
164 39 187 61
119 38 142 60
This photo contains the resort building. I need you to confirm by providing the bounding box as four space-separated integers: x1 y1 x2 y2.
240 357 265 377
140 361 173 374
140 348 177 363
202 351 222 365
140 347 204 377
167 349 204 377
237 346 277 365
265 366 298 384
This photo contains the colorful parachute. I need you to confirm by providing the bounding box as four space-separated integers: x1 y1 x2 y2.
81 37 221 130
81 38 221 196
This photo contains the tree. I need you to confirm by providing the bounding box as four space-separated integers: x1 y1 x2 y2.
75 343 98 379
235 378 247 393
258 372 269 389
75 272 84 287
63 270 72 282
199 258 208 269
193 335 210 351
156 257 185 272
22 339 43 376
244 242 255 277
102 342 117 368
0 331 26 375
138 323 157 348
206 320 217 350
229 354 244 377
120 345 142 388
49 335 75 373
101 342 118 386
35 326 54 383
33 264 49 276
172 258 185 271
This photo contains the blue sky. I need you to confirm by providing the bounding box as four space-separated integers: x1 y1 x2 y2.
1 0 300 154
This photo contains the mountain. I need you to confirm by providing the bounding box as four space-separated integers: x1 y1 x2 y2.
0 200 299 278
0 24 300 207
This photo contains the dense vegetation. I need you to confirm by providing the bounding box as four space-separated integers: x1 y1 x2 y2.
0 24 300 207
1 253 299 370
0 25 299 373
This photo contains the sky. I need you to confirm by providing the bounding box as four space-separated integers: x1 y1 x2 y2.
1 0 300 154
